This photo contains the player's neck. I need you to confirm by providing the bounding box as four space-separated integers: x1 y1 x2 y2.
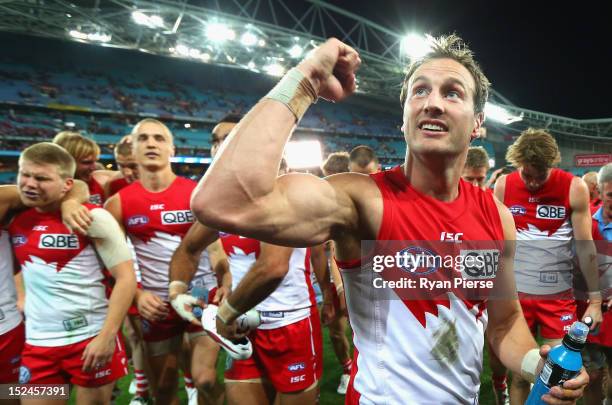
35 200 62 214
140 167 176 192
404 154 462 202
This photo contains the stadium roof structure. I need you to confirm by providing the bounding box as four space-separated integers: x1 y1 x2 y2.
0 0 611 142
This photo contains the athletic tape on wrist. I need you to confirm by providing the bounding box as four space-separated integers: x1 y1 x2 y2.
588 291 603 301
520 348 540 384
217 300 241 325
169 280 189 296
264 68 318 122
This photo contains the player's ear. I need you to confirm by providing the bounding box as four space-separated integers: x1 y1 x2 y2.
470 112 484 142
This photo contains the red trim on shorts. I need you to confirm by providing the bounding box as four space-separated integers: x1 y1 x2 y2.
345 346 361 405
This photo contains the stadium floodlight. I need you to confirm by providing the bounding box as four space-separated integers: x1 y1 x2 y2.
258 39 266 47
247 61 256 70
484 102 523 125
264 63 285 77
132 11 164 28
184 123 191 128
285 140 323 169
288 45 303 58
189 48 200 58
201 53 211 62
175 44 189 56
400 33 432 59
69 30 88 40
206 23 235 42
87 32 111 42
241 32 258 47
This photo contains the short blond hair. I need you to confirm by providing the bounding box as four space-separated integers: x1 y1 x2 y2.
505 128 561 169
20 142 76 178
132 118 173 142
53 132 100 161
322 152 350 176
466 146 490 170
114 135 133 157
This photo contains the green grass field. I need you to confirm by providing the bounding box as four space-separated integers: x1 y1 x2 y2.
70 325 499 404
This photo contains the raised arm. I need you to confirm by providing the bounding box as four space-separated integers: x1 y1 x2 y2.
192 39 363 247
570 177 602 329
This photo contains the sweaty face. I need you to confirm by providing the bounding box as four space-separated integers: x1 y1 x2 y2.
519 164 551 193
18 160 72 209
462 166 488 189
76 154 98 182
210 122 237 158
402 58 483 158
115 154 138 183
133 122 174 170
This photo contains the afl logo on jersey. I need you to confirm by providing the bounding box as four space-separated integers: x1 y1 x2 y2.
128 215 150 227
89 194 103 205
536 205 566 220
11 234 27 247
161 210 194 225
39 234 79 249
509 205 526 216
398 246 439 275
19 366 31 384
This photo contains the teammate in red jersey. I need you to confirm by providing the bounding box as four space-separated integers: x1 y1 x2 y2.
494 128 602 404
9 142 136 404
105 118 230 405
462 146 490 190
53 131 116 206
192 35 589 403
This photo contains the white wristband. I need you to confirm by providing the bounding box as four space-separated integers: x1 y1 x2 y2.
264 68 317 122
217 300 241 325
169 280 189 297
520 348 541 384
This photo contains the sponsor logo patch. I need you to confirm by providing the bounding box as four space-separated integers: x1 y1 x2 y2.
127 215 149 227
19 366 31 384
11 234 27 247
39 234 79 249
161 210 194 225
288 362 306 372
536 205 566 220
460 249 500 279
509 205 527 216
560 314 573 322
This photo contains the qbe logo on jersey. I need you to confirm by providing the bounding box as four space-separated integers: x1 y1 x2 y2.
38 234 79 249
459 249 500 279
536 205 566 220
161 210 194 225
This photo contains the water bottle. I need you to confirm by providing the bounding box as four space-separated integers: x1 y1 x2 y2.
525 321 589 405
191 287 209 319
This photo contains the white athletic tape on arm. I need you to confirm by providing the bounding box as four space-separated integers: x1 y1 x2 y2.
169 280 189 299
87 208 133 269
171 294 198 323
217 300 241 325
264 68 317 122
520 348 541 384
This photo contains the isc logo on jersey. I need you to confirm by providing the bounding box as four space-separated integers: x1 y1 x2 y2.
536 205 566 220
38 234 79 249
460 249 500 279
161 210 194 225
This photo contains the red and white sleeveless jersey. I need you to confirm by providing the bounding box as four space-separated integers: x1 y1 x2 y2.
338 167 504 404
88 177 105 206
119 177 215 301
107 177 129 197
0 230 22 336
504 169 575 294
8 206 108 346
219 234 316 329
